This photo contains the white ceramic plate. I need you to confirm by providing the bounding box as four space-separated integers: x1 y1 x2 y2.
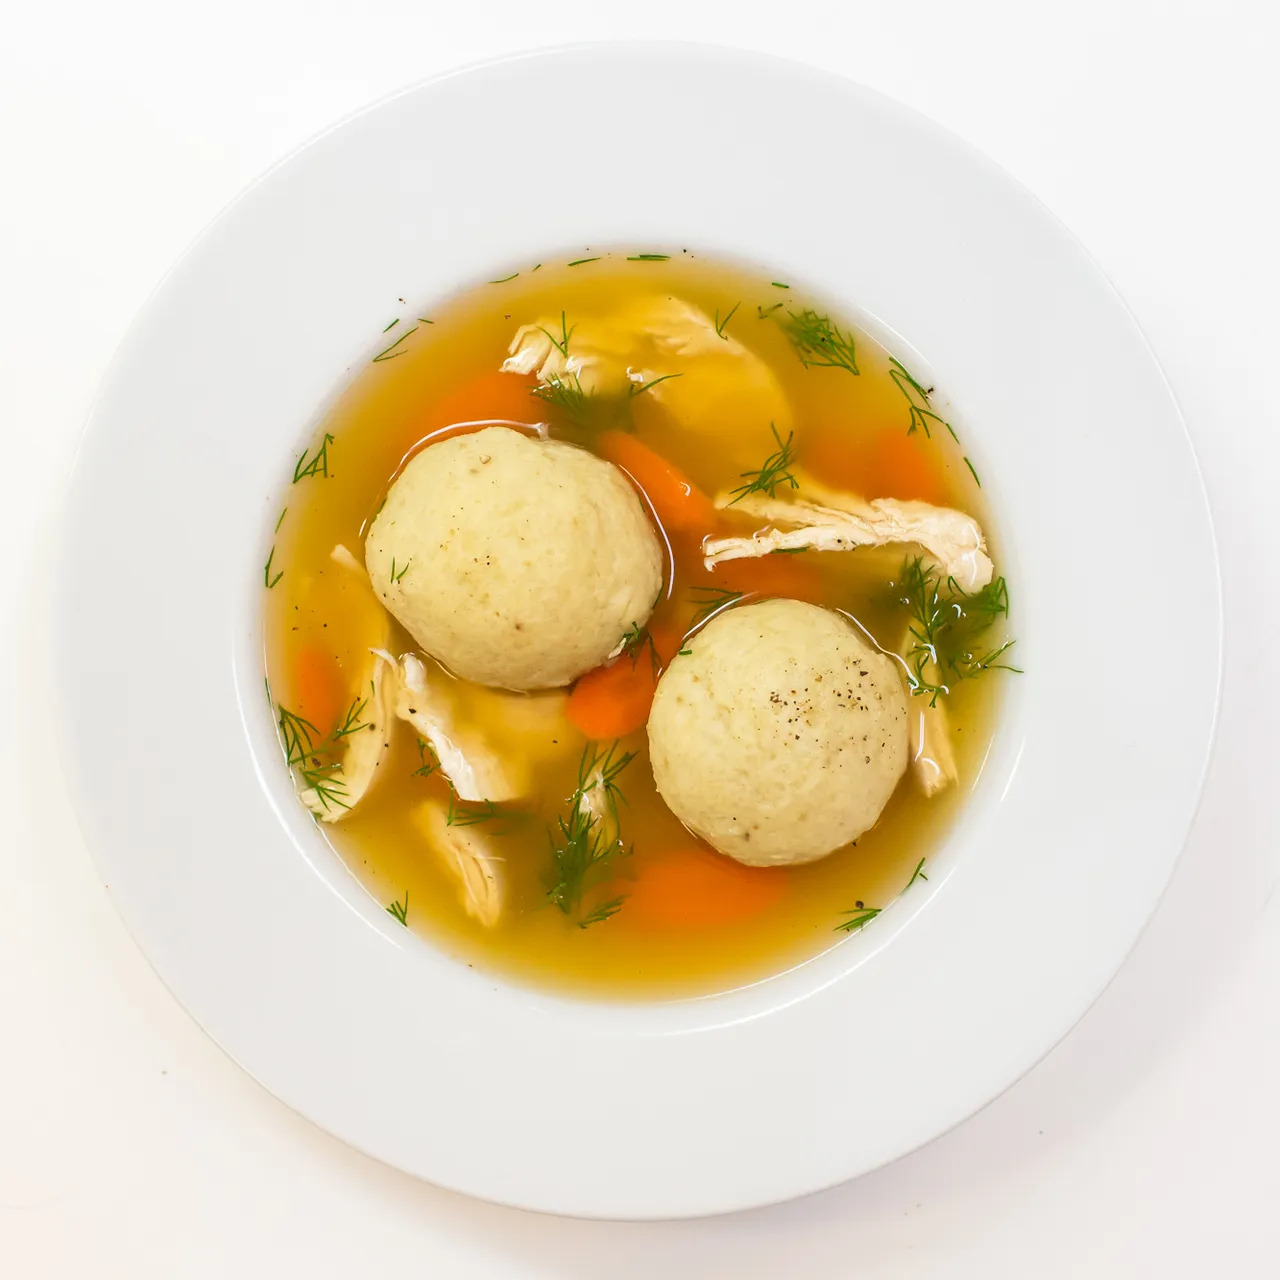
55 44 1220 1218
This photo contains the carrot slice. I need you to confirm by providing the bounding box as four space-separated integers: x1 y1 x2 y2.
625 844 789 929
293 645 346 736
597 431 718 537
420 369 542 433
566 622 683 740
866 430 948 505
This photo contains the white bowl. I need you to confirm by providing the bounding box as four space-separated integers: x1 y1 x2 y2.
54 44 1220 1218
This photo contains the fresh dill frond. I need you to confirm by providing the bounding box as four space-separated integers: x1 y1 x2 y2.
713 301 741 339
446 794 502 828
727 424 800 505
578 896 626 929
778 308 860 375
836 902 881 933
566 257 600 267
382 318 399 333
277 705 320 768
264 547 283 588
412 738 439 779
274 507 287 533
677 647 693 657
628 372 682 399
627 253 669 261
275 702 355 812
906 858 929 890
293 433 335 482
620 621 660 674
756 302 784 319
537 310 575 357
964 457 982 487
545 808 629 917
389 557 411 584
887 356 953 440
373 325 418 363
330 692 370 741
689 586 744 626
771 281 790 289
896 556 1019 703
530 371 591 424
386 892 409 925
577 740 637 825
488 272 519 283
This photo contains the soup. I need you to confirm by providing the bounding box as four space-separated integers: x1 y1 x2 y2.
262 250 1016 998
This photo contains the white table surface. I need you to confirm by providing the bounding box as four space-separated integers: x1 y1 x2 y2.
3 2 1276 1274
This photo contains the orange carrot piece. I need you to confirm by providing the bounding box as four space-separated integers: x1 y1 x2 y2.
293 645 346 736
421 369 541 433
709 554 826 603
565 622 683 740
625 845 789 930
866 430 948 505
597 431 718 537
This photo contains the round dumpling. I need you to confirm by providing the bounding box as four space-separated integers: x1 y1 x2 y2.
647 599 908 866
365 426 663 690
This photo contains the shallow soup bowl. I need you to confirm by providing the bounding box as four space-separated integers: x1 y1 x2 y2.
55 43 1220 1218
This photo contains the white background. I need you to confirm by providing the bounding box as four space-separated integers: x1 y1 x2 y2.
3 1 1276 1274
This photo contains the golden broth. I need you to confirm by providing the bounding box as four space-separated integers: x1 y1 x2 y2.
263 251 1009 998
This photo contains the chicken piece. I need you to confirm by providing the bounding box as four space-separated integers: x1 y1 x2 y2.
330 542 366 576
703 477 993 593
899 629 960 797
301 649 397 821
501 295 792 440
411 798 503 927
388 653 575 803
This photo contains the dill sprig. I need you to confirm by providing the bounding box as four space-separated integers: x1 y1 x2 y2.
714 301 740 339
627 253 669 261
276 703 350 812
566 257 600 267
906 858 929 890
897 556 1020 704
689 586 744 626
488 272 519 284
836 902 881 933
536 310 575 357
264 547 283 588
727 424 800 505
386 892 409 926
530 370 592 424
628 371 682 399
445 794 502 828
888 356 955 440
620 621 660 674
389 557 411 584
373 325 418 363
330 692 370 741
545 744 635 923
756 302 784 319
412 738 439 779
293 433 334 482
778 308 859 375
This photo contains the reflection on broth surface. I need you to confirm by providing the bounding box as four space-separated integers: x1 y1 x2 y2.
263 251 1016 998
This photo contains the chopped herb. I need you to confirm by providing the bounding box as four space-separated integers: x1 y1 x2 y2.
577 740 637 825
293 433 335 482
276 703 351 813
778 309 859 376
627 253 670 261
387 892 409 926
274 507 287 533
382 318 399 333
531 263 542 272
836 904 881 933
906 858 928 890
331 692 370 741
677 647 693 657
689 586 744 626
964 456 982 487
566 257 601 267
620 621 660 674
888 356 955 440
390 557 411 583
537 310 575 357
897 556 1020 704
756 302 784 319
713 301 741 340
771 546 806 554
264 546 283 588
578 896 625 929
373 325 418 363
628 371 682 398
446 794 501 828
488 272 519 283
530 370 591 424
413 738 439 779
727 424 799 505
416 317 435 324
771 281 790 289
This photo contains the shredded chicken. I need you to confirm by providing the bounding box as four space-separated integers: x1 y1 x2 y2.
301 650 397 821
412 798 503 927
387 653 523 803
703 478 993 593
901 634 960 797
